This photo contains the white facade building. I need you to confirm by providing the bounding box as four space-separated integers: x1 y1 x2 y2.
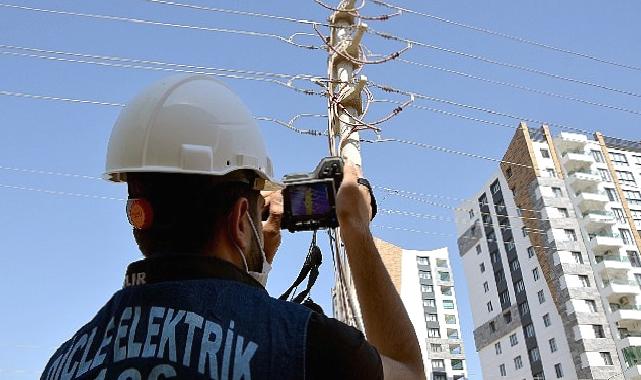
375 238 467 380
456 124 641 380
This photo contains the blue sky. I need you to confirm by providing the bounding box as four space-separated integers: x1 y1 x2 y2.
1 0 641 378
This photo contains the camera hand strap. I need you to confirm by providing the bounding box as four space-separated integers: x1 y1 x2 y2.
278 231 323 303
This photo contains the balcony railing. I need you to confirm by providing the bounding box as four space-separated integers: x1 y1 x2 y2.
596 255 630 263
603 279 639 287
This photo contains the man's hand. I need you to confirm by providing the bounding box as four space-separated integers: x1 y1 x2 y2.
261 190 283 263
336 161 372 232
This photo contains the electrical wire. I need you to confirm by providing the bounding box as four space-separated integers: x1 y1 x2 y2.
367 27 641 100
395 57 641 101
0 183 125 201
313 23 412 65
371 0 641 73
0 43 321 81
313 0 401 21
144 0 332 27
0 3 321 50
361 136 536 169
0 50 326 97
370 82 590 134
0 90 125 107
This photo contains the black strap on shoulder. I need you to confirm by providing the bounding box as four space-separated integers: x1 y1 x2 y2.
279 231 323 304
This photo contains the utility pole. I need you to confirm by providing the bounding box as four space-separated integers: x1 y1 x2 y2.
326 0 368 330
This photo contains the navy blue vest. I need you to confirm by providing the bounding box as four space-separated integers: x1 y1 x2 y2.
41 278 312 380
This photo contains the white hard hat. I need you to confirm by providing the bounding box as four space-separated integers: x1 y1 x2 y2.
104 74 280 190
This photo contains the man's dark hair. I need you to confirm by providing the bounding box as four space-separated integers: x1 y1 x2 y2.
127 172 260 257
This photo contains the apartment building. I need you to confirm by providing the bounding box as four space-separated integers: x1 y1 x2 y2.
375 238 467 380
455 123 641 380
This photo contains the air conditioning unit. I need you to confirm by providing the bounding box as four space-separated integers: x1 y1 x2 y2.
620 296 630 306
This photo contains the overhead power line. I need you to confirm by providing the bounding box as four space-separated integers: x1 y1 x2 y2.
396 57 641 100
0 49 325 96
368 27 641 102
0 3 320 50
371 0 641 73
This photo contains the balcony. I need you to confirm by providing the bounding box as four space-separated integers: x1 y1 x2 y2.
589 233 624 253
583 211 617 233
611 305 641 326
595 254 631 274
623 346 641 380
555 132 589 153
567 170 601 192
561 151 594 172
575 190 609 212
602 279 640 300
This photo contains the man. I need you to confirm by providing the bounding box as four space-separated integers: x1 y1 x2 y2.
42 75 424 379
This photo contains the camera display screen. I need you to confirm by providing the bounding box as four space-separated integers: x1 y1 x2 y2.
288 181 332 217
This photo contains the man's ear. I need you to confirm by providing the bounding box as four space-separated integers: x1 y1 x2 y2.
228 197 250 251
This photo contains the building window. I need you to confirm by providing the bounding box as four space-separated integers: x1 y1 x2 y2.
564 229 577 242
592 150 605 163
421 285 433 293
425 313 438 322
606 187 619 201
634 155 641 165
489 321 496 332
525 323 535 338
514 355 523 370
436 259 448 268
612 207 626 223
480 263 485 273
419 271 432 280
491 251 500 264
543 313 551 327
555 363 564 378
499 363 506 377
451 359 464 371
478 193 488 208
443 300 455 310
432 359 445 368
441 286 453 296
598 168 612 182
424 299 436 307
600 352 613 365
433 375 446 380
549 338 557 353
610 152 629 166
515 279 525 293
586 299 597 312
625 190 641 205
439 271 451 282
428 328 441 338
417 256 430 265
476 245 482 254
483 281 489 292
527 246 535 258
558 207 569 217
538 290 545 304
533 267 540 281
620 228 634 245
628 251 641 267
487 301 494 312
635 273 641 288
503 311 512 324
545 168 556 178
495 342 502 355
510 259 520 271
468 209 475 219
541 148 550 158
593 325 605 338
510 333 518 346
495 269 505 283
430 343 442 352
529 347 540 362
579 275 590 287
519 301 530 317
522 226 528 237
552 187 563 197
445 314 457 324
617 170 637 186
491 180 502 194
499 290 510 305
572 251 584 264
506 167 513 179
